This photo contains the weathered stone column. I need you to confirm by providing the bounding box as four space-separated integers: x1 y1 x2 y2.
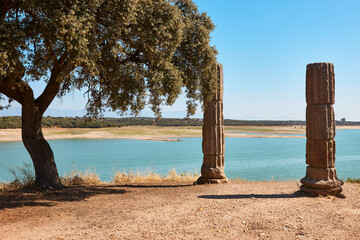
300 63 343 195
196 63 228 184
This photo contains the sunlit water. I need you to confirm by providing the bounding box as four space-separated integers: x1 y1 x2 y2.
0 129 359 182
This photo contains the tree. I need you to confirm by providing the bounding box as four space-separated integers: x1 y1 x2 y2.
0 0 217 188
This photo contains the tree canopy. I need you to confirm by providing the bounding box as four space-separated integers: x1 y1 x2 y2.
0 0 218 188
0 0 217 117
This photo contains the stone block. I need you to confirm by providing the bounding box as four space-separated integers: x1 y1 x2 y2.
196 177 229 184
201 156 226 179
211 63 224 101
300 166 343 189
202 125 225 155
202 155 225 169
300 185 342 196
306 105 335 140
203 101 224 126
306 139 335 168
306 63 335 105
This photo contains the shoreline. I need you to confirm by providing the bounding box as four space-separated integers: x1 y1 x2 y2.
0 125 359 142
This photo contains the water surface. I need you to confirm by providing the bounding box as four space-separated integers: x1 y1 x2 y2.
0 129 359 182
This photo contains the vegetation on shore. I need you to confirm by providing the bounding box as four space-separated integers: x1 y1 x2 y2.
0 165 199 191
1 116 359 129
346 178 360 184
2 162 359 192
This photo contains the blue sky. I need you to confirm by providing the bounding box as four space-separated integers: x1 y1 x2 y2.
195 0 360 120
5 0 360 120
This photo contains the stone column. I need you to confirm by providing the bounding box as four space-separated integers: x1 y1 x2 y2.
196 63 228 184
300 63 343 195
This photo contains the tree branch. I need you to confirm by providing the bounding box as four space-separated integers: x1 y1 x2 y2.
0 44 33 105
44 39 59 68
36 58 74 114
0 76 34 104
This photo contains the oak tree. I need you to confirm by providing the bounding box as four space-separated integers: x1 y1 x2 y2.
0 0 217 188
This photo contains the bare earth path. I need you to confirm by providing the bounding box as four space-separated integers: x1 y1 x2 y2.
1 181 359 240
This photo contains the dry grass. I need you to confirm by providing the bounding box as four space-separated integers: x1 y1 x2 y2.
112 168 199 184
0 162 35 191
0 165 199 192
346 178 360 184
61 168 103 186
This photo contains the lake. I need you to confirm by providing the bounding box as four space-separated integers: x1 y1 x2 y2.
0 129 359 182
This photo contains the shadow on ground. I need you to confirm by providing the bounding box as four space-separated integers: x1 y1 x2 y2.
198 191 307 199
0 185 127 210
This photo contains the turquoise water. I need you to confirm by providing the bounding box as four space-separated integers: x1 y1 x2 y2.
0 129 359 182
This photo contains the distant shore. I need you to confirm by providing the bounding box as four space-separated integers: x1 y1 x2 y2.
0 125 358 142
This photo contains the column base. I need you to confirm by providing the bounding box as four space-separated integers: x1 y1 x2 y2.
195 176 229 185
300 185 342 196
300 166 343 196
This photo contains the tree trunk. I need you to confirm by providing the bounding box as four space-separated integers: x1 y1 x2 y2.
21 103 63 189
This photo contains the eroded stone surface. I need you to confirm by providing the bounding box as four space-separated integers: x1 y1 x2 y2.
195 176 229 184
300 167 343 190
201 165 226 179
202 125 225 155
306 105 335 140
306 139 335 168
213 64 224 101
306 63 335 105
203 102 224 126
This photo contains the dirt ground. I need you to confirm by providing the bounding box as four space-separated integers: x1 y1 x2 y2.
0 181 359 240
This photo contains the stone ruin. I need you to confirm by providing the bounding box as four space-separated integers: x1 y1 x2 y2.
196 63 228 184
196 62 344 196
300 62 343 195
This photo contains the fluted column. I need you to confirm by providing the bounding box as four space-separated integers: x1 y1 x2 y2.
196 63 228 184
300 63 343 195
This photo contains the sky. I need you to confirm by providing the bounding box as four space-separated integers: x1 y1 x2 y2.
3 0 360 120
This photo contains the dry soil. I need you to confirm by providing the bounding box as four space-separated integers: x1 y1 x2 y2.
1 181 359 240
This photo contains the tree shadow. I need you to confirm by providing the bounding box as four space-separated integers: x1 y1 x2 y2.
198 190 308 199
0 185 128 210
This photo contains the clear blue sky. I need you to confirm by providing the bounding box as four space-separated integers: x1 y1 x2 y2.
7 0 360 120
195 0 360 120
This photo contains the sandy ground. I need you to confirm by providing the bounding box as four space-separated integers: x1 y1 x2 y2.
0 181 359 240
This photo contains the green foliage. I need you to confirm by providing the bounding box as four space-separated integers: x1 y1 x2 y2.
1 116 360 129
0 0 217 117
